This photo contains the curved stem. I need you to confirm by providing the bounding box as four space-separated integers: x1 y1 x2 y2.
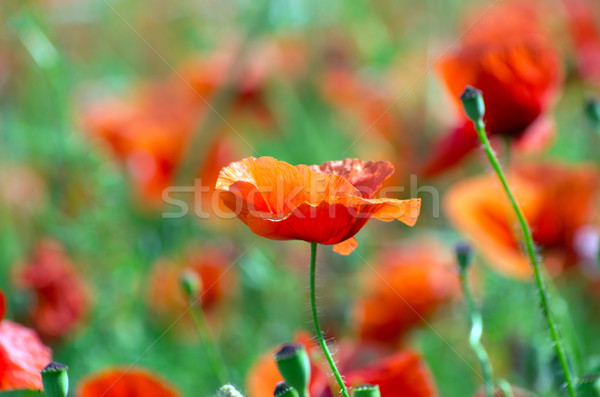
189 299 230 387
473 120 576 397
309 243 350 397
459 268 495 397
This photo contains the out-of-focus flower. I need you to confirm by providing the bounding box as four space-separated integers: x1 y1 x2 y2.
82 80 236 210
80 49 278 210
353 241 460 345
423 2 562 176
246 332 436 397
147 244 235 324
77 367 179 397
563 0 600 87
0 289 53 392
216 157 420 255
0 164 46 215
444 163 599 279
13 239 89 341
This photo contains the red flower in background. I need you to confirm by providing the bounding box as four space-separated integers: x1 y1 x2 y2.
82 80 236 209
423 2 562 176
147 245 235 325
246 332 436 397
563 0 600 88
444 162 599 279
81 49 274 210
0 289 53 392
13 239 89 341
77 367 179 397
217 157 420 255
354 241 459 345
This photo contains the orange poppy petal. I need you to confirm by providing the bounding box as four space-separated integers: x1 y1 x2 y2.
310 159 395 198
78 367 179 397
443 173 541 279
346 350 437 397
217 157 360 213
333 237 359 255
244 196 420 245
0 320 52 391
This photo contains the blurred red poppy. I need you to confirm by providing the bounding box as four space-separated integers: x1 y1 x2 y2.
354 241 460 345
563 0 600 87
444 163 599 279
82 80 236 210
13 239 89 341
246 332 436 397
423 3 562 175
216 157 420 255
77 367 179 397
0 289 53 392
147 244 235 324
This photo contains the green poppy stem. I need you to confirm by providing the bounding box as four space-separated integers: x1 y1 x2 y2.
459 265 495 397
472 120 577 397
188 298 230 387
309 243 350 397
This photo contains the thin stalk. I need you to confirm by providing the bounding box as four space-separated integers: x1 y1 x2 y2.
309 243 349 397
473 120 576 397
459 267 495 397
188 299 229 386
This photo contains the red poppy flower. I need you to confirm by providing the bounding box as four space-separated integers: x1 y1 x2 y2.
13 239 89 341
423 3 562 176
563 0 600 87
354 241 460 345
216 157 421 255
444 162 599 279
246 332 436 397
147 244 235 325
77 367 179 397
0 289 53 392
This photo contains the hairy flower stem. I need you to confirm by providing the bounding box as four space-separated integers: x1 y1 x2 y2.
189 299 230 387
310 243 350 397
473 120 576 397
459 266 495 397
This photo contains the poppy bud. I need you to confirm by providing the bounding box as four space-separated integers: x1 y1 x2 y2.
460 86 485 126
274 381 300 397
352 384 381 397
41 361 68 397
217 384 245 397
585 96 600 128
180 268 202 301
274 344 310 396
455 241 473 271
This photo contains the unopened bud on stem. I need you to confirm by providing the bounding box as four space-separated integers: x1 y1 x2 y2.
460 86 485 128
41 361 68 397
274 344 310 397
353 384 381 397
274 382 300 397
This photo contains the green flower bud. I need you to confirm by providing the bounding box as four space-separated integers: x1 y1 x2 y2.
274 382 300 397
353 384 381 397
274 344 310 396
41 361 68 397
180 268 202 301
217 384 245 397
454 241 473 271
460 86 485 126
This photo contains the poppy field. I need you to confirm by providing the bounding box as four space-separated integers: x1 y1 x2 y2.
2 0 600 396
